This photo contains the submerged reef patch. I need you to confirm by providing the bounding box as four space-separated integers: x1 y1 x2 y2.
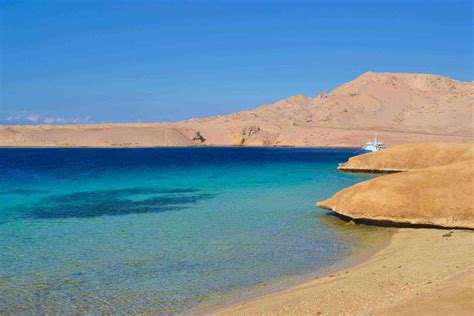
21 187 214 219
1 189 50 195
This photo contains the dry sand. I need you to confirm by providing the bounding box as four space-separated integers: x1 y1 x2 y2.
209 228 474 315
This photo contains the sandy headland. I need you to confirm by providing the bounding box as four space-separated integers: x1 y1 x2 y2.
322 160 473 229
337 142 474 172
320 143 474 229
210 142 474 315
1 72 472 148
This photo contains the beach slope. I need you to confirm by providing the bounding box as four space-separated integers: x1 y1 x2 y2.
210 229 474 315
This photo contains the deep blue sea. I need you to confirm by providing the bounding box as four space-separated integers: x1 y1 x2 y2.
0 147 387 314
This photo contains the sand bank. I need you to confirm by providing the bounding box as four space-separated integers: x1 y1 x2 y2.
209 228 474 315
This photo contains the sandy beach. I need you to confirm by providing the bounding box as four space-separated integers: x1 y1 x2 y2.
3 2 473 314
210 228 474 315
207 143 474 315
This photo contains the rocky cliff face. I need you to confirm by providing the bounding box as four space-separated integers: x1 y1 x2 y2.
1 72 472 147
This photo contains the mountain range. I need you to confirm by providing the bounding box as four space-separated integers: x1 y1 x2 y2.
1 72 472 147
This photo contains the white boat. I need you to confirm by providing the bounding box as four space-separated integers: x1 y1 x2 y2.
362 133 387 152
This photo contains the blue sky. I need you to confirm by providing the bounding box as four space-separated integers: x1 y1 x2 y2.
1 0 472 124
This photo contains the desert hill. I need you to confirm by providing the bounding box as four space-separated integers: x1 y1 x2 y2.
1 72 472 147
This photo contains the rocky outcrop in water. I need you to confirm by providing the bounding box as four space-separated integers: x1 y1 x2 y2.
318 143 474 229
338 142 474 172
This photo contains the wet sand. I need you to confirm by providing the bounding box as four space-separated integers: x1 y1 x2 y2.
209 228 474 315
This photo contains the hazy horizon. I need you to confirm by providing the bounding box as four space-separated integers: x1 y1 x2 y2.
1 0 472 125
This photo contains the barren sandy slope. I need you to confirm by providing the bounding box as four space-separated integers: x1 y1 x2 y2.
208 229 474 316
1 72 472 147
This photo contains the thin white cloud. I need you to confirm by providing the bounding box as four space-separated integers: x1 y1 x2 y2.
1 111 93 125
5 110 30 122
43 117 55 124
26 114 40 122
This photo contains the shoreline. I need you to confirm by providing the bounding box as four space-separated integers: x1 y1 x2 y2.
207 228 474 315
2 124 472 149
193 219 394 315
0 145 363 149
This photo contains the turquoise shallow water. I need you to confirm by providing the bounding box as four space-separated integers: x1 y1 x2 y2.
0 147 385 314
